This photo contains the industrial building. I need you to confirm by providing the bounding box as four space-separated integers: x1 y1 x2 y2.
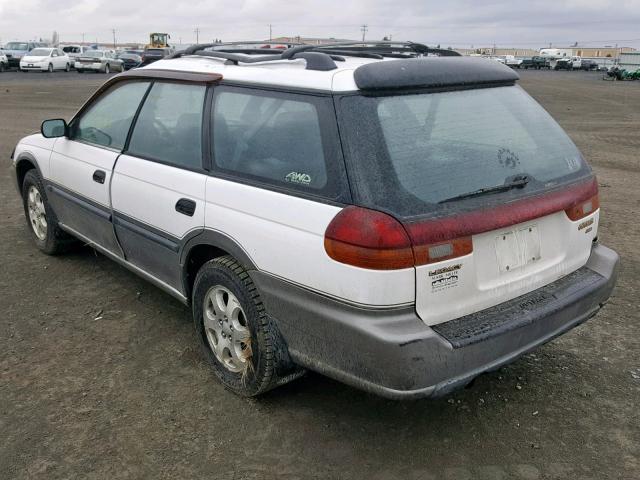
619 52 640 69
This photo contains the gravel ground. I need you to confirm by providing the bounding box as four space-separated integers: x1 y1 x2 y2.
0 69 638 479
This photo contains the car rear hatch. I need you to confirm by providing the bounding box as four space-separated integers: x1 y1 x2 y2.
77 56 98 63
336 78 599 326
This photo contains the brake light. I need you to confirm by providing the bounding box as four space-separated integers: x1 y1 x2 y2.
565 193 599 221
325 177 599 270
324 207 414 270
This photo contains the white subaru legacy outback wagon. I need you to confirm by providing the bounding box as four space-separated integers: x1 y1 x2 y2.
11 42 619 399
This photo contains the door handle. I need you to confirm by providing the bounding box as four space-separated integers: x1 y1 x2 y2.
93 170 106 184
175 198 196 217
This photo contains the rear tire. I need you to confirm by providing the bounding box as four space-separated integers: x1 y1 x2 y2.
104 63 110 74
77 69 84 73
192 256 301 397
21 170 75 255
65 63 70 72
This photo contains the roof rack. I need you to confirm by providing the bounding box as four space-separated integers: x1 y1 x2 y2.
283 41 461 59
167 41 461 72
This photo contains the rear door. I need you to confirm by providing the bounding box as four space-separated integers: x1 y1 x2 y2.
337 84 599 326
48 80 151 254
110 81 208 290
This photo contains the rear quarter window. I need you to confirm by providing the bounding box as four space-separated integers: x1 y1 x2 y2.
210 86 348 201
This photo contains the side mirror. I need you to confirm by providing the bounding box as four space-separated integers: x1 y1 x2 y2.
41 119 67 138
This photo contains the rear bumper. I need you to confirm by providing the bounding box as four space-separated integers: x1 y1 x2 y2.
75 63 103 71
252 243 619 399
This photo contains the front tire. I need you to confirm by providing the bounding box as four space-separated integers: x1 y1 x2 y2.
193 256 300 397
21 170 74 255
47 63 53 73
104 63 110 74
65 63 70 72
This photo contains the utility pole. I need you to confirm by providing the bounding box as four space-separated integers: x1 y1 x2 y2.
112 29 117 49
81 33 85 45
360 24 368 42
194 27 200 44
269 24 273 41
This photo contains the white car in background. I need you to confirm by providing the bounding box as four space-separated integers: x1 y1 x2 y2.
20 47 71 72
74 50 124 73
0 51 8 72
61 45 91 65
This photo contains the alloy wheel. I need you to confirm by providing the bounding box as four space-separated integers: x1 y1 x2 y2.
203 285 252 373
27 185 47 241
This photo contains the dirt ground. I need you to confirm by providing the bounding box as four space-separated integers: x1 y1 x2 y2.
0 70 638 480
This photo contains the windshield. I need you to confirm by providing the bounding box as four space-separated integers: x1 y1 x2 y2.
29 48 51 56
63 46 80 53
338 85 590 217
84 51 104 58
6 42 29 50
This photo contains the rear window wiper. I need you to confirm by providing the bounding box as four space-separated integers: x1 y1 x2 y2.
438 174 530 204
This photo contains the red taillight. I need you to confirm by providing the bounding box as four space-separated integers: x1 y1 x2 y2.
325 177 599 270
324 207 414 270
565 193 599 221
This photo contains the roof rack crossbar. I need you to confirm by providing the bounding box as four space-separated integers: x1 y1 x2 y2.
165 41 461 70
188 50 282 64
304 49 385 59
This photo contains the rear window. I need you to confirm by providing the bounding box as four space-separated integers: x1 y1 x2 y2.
338 85 590 217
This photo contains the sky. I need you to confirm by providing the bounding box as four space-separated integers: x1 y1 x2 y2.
1 0 640 49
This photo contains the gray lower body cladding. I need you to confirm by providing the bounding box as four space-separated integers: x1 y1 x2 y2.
251 244 619 399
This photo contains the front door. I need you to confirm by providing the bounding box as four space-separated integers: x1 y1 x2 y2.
47 80 151 254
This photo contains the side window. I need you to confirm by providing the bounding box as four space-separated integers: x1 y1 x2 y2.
72 81 150 150
127 82 206 169
212 89 328 190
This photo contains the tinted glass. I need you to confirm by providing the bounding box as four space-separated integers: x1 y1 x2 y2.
128 82 205 169
74 82 150 149
339 85 590 216
6 42 29 50
29 49 51 56
212 90 327 189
